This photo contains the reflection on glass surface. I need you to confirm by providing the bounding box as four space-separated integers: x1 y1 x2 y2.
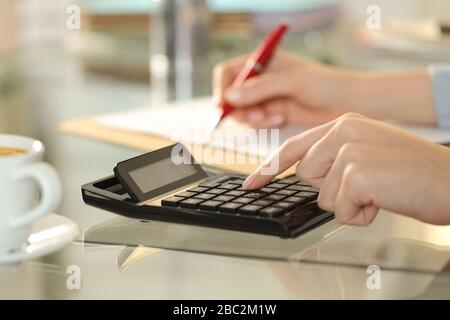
83 210 450 275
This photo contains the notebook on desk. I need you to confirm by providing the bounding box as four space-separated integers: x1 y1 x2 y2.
95 97 309 159
95 96 450 155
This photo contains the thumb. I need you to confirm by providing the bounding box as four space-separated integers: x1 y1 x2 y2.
224 72 298 109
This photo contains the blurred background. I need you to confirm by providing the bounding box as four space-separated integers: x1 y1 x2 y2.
1 0 450 299
0 0 450 228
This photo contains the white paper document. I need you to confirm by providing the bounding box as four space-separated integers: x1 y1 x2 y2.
96 97 450 158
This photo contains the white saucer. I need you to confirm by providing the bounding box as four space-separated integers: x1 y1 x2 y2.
0 213 79 265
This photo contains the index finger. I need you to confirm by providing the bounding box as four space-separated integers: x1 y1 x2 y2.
242 120 338 189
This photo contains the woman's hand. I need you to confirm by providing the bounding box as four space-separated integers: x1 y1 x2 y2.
213 52 358 127
243 113 450 226
213 52 436 128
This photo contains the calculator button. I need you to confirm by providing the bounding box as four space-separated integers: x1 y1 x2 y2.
286 185 306 191
295 181 312 186
219 202 242 213
206 188 227 195
226 190 246 197
228 178 245 185
198 200 223 211
263 194 286 202
278 178 297 185
260 187 277 193
296 191 318 199
260 206 285 218
214 195 235 202
300 186 319 193
211 175 232 183
245 191 266 199
187 186 209 193
238 205 263 215
252 199 274 206
275 189 297 196
161 196 182 207
218 183 237 190
284 196 308 205
179 198 203 209
273 201 296 211
267 183 285 189
288 185 318 192
232 197 254 204
199 182 221 188
175 191 198 198
193 193 215 200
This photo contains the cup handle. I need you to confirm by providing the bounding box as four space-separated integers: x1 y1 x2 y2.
11 162 62 228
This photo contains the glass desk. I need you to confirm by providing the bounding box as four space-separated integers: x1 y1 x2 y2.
1 46 450 300
82 212 450 277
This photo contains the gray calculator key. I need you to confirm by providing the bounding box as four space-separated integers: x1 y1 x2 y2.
288 185 318 192
210 175 232 184
238 205 263 215
179 198 203 209
187 186 209 193
228 178 245 185
260 187 277 193
278 178 297 185
232 197 254 204
161 196 183 207
219 202 242 213
264 194 286 201
175 191 198 198
273 201 296 211
300 186 319 193
245 191 266 199
206 188 227 195
193 193 215 200
214 195 234 202
296 191 318 198
226 190 246 197
218 183 237 190
268 183 285 189
275 189 297 196
252 199 274 206
260 206 285 217
284 196 308 205
198 200 223 211
199 182 221 188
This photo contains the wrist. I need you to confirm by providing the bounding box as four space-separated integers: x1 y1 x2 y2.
350 70 436 125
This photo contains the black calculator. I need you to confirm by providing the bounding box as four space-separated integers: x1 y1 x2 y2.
81 144 334 238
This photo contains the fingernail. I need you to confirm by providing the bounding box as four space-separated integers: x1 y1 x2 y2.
243 173 257 189
267 115 284 127
225 89 242 103
248 110 264 123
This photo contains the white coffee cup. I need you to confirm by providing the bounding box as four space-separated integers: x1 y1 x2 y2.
0 135 62 256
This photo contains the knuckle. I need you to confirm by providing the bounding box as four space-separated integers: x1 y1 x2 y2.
295 161 306 180
317 192 333 211
344 163 366 191
334 115 363 139
282 136 297 149
338 142 361 162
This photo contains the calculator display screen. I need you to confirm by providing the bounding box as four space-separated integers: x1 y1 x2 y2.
129 158 197 194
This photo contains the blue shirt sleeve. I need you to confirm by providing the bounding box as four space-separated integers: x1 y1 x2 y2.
429 65 450 130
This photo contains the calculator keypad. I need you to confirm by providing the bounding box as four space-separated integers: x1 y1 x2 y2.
160 175 319 218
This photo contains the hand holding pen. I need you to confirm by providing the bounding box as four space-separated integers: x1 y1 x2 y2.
211 23 288 129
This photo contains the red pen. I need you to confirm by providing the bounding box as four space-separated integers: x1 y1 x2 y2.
212 23 288 130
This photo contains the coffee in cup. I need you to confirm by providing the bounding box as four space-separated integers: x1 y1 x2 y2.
0 135 62 256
